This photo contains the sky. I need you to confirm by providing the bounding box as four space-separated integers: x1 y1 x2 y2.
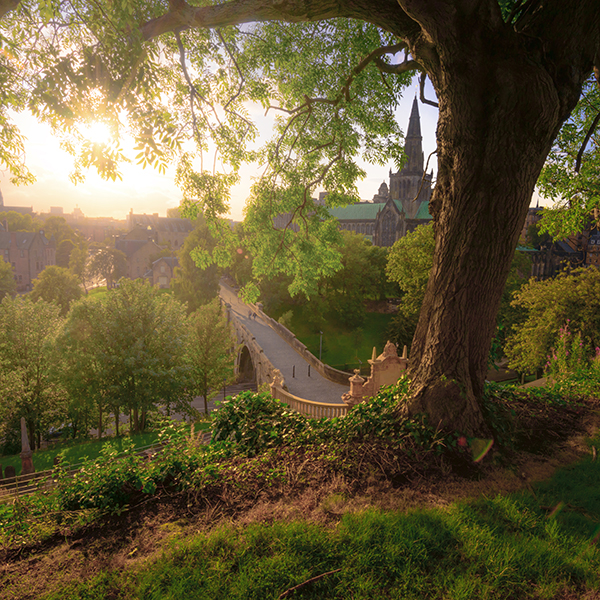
0 74 443 222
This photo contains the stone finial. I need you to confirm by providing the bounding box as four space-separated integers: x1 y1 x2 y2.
350 369 364 383
368 345 381 365
382 341 398 358
402 345 408 359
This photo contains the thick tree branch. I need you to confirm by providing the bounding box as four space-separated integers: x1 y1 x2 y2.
419 72 438 107
374 56 420 75
0 0 19 20
268 42 409 114
141 0 420 42
575 110 600 173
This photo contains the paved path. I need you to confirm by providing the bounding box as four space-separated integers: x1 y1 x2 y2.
219 284 349 405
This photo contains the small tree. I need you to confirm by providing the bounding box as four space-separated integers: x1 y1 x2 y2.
0 297 66 449
0 259 16 300
187 299 236 414
386 224 435 350
68 244 90 293
55 239 76 268
171 216 221 312
322 230 390 327
387 223 531 356
88 245 127 289
30 265 82 315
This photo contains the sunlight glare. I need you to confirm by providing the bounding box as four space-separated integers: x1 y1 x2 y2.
81 121 113 145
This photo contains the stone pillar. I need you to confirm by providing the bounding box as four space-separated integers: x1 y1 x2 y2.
270 369 284 398
342 369 366 407
399 345 408 371
20 417 35 475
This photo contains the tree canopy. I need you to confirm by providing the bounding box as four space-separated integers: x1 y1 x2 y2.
171 215 221 312
2 0 599 433
0 297 65 450
29 265 82 314
0 259 16 300
506 267 600 374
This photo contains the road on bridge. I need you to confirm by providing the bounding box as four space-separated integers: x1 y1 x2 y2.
219 284 349 405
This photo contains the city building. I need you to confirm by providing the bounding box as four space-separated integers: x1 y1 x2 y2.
125 211 193 251
149 256 179 288
0 227 56 292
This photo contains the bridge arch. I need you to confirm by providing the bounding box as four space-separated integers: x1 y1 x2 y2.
237 345 255 383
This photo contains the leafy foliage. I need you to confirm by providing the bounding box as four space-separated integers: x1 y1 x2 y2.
0 296 65 451
171 215 221 312
87 245 127 288
386 223 531 356
1 0 416 298
29 265 82 315
186 298 236 414
56 279 193 435
505 267 600 373
211 382 447 459
386 223 435 349
538 76 600 239
0 258 16 300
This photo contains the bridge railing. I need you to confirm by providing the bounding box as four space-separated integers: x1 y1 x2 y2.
270 385 348 419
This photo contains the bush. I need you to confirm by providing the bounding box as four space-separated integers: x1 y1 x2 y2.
211 391 310 454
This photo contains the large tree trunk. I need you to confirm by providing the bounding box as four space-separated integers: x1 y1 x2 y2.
404 21 583 435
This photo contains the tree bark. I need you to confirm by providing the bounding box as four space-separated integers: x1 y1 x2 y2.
402 7 588 434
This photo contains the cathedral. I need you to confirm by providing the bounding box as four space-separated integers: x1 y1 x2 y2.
329 96 433 246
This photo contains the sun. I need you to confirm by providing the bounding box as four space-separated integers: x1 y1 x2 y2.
81 121 113 145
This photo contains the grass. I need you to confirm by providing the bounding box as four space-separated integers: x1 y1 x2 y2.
0 421 210 476
292 311 394 373
42 437 600 599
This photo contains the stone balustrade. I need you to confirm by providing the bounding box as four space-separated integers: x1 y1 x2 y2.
270 370 348 418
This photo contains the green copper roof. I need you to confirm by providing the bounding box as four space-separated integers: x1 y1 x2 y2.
391 199 432 220
415 202 432 219
328 203 383 221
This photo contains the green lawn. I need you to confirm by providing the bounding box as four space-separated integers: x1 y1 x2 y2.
293 312 394 374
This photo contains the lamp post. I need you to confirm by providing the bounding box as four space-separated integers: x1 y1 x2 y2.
319 331 323 361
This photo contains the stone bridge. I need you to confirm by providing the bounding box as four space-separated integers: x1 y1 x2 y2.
219 283 407 418
220 283 351 407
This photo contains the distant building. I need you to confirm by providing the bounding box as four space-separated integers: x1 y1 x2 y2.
586 230 600 267
149 256 179 288
520 205 543 242
125 211 193 251
115 237 162 280
0 229 56 292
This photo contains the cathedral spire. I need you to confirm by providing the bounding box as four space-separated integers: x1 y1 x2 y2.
406 96 422 140
403 97 424 173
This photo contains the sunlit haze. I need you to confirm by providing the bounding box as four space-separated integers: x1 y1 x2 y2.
0 79 442 221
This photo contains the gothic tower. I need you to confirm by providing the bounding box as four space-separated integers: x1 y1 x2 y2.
388 97 432 218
